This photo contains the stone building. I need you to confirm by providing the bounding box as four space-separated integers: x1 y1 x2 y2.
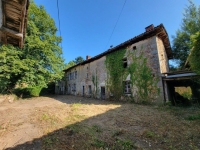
0 0 29 48
56 24 173 102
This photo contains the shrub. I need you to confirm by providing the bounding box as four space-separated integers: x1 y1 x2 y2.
14 86 42 98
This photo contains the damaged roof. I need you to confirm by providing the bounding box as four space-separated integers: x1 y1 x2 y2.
64 24 172 72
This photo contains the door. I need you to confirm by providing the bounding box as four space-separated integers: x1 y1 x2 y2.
83 86 85 96
101 87 105 100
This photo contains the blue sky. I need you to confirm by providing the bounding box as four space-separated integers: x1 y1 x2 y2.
34 0 200 63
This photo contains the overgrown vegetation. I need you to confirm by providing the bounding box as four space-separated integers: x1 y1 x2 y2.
127 49 159 102
189 31 200 76
105 49 127 100
172 0 200 68
105 48 159 103
0 1 65 94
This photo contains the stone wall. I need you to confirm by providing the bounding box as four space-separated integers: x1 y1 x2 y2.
64 56 107 99
125 36 165 102
156 37 169 73
62 35 169 103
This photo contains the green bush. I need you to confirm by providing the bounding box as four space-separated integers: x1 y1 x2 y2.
14 86 42 98
27 86 42 97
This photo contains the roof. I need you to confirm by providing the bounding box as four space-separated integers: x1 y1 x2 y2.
64 24 172 72
0 0 29 48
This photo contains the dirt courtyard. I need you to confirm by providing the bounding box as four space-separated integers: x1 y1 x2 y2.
0 95 200 150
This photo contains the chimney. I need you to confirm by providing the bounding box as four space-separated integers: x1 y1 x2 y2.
86 55 91 60
145 24 154 32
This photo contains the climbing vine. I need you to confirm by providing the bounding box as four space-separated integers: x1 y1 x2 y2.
92 69 99 98
127 49 160 102
105 47 160 102
105 49 127 100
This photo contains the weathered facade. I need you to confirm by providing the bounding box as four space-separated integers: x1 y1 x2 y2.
0 0 29 48
56 24 172 102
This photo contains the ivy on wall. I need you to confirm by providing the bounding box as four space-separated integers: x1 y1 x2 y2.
105 47 160 102
127 49 160 102
105 49 127 100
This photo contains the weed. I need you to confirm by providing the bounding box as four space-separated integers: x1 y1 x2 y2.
186 114 200 120
91 139 106 148
112 129 125 137
113 139 137 150
91 124 102 133
143 130 155 138
44 136 58 147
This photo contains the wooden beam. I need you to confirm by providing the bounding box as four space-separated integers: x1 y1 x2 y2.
20 0 27 33
0 26 23 38
2 0 23 9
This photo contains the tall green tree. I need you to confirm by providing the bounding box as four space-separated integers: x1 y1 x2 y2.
74 56 84 64
189 32 200 75
65 61 76 69
0 1 65 92
172 0 200 68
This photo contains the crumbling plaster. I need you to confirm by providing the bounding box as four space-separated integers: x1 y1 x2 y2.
61 35 169 102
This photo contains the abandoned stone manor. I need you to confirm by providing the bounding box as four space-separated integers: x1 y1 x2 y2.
56 24 185 103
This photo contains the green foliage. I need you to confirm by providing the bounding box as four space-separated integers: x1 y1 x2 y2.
186 114 200 120
0 1 65 93
65 61 76 69
172 0 200 68
92 69 99 97
189 32 200 75
105 48 159 102
0 45 25 92
105 49 126 100
14 86 42 97
128 50 159 102
74 56 85 64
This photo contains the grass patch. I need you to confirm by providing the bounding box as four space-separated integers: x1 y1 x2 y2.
186 114 200 120
143 130 155 138
113 139 137 150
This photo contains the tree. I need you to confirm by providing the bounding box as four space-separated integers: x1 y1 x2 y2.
65 61 76 69
0 1 65 92
172 0 200 68
189 32 200 75
74 56 84 64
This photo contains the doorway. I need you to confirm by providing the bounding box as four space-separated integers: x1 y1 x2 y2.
83 86 85 96
101 87 105 100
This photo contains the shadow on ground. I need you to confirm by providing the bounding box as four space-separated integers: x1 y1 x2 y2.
5 95 200 150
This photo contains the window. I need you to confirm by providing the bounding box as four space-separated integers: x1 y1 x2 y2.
74 84 76 91
67 74 69 81
69 73 72 80
87 73 88 78
88 85 92 94
75 71 77 79
124 81 131 94
133 46 136 50
123 57 127 68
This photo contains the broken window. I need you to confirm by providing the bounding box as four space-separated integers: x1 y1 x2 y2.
123 57 127 68
124 81 131 94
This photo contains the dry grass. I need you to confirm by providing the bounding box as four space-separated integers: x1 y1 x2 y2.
1 95 200 150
